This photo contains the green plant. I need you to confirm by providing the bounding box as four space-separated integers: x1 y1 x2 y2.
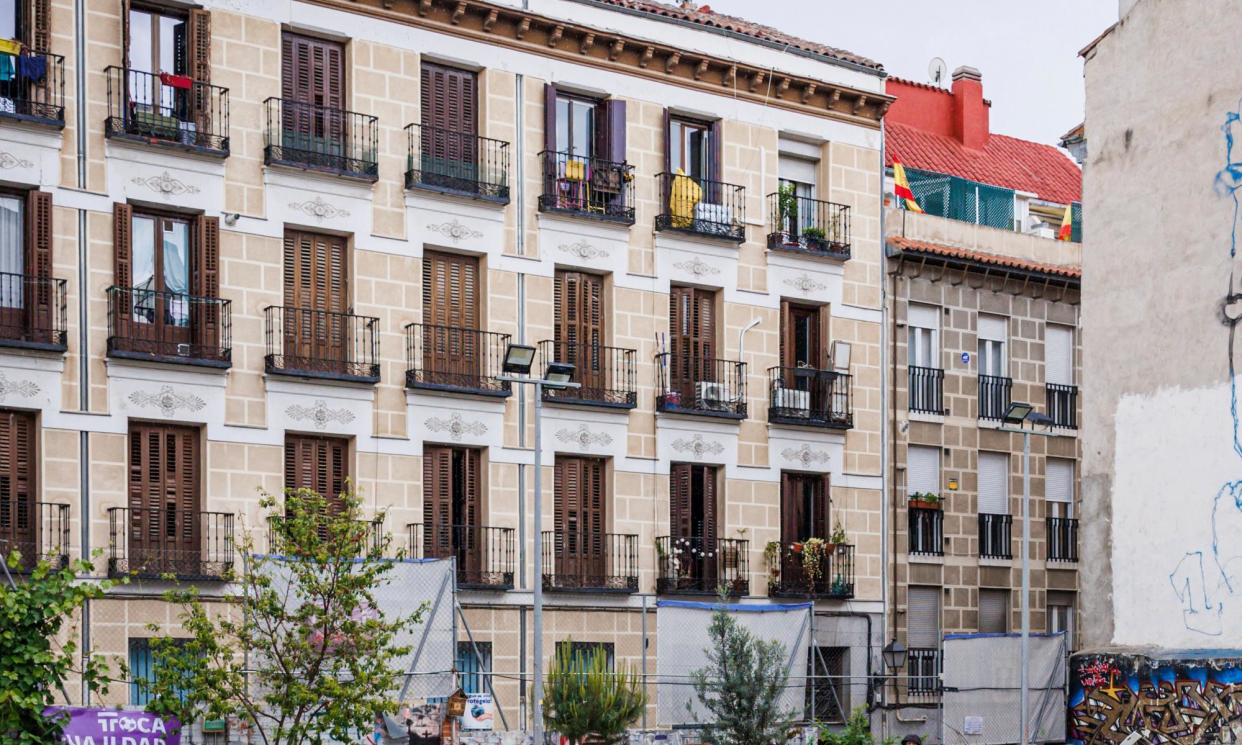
141 487 426 745
816 707 896 745
802 225 827 241
777 182 799 225
908 492 941 506
543 641 646 745
802 537 827 585
829 519 847 546
764 540 783 591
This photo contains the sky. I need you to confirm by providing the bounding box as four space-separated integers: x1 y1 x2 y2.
697 0 1119 145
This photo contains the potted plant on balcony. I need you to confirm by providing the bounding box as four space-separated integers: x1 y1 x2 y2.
801 225 828 251
908 492 942 511
802 537 827 590
776 182 800 243
764 540 782 594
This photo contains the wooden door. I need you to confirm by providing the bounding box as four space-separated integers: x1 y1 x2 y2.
669 286 715 404
281 33 345 155
670 463 717 588
554 271 605 400
127 423 199 576
284 433 349 512
781 472 829 543
422 446 482 580
0 410 35 567
283 230 348 374
780 301 829 412
421 250 480 388
420 63 478 191
554 456 605 587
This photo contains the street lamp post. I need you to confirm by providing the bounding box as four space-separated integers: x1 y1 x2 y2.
498 344 578 745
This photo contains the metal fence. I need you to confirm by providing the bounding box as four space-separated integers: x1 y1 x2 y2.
905 168 1015 231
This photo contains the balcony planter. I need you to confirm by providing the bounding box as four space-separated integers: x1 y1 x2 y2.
908 492 943 511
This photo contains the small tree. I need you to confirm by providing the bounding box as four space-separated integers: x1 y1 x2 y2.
143 488 426 745
0 554 116 744
689 599 795 745
543 642 647 745
816 708 895 745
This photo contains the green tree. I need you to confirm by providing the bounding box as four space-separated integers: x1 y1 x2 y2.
688 600 796 745
816 708 895 745
0 554 116 745
142 488 426 745
543 642 647 745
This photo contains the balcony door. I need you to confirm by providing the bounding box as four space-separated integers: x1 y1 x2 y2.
281 32 345 156
0 410 35 564
670 463 717 588
780 472 829 590
420 62 477 191
554 270 604 400
668 286 716 405
779 301 829 415
283 229 348 374
127 423 200 576
423 445 482 580
554 456 606 585
421 250 480 388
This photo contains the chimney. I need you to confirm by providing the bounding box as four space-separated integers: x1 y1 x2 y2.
951 66 989 150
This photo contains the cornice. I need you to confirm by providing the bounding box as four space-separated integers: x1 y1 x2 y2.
319 0 893 127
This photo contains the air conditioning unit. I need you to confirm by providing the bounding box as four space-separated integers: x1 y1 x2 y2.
697 381 730 410
773 387 810 415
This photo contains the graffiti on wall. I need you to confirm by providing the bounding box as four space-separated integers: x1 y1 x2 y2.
1069 653 1242 744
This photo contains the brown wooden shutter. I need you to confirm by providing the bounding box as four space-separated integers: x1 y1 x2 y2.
422 250 478 330
670 463 691 538
25 0 51 52
702 466 717 543
284 434 349 513
24 190 52 339
423 445 452 557
708 118 723 184
779 300 792 369
282 33 345 106
193 216 220 353
662 107 671 174
554 456 606 580
544 84 558 153
818 474 831 540
127 423 200 570
0 410 35 558
284 229 347 312
187 9 211 84
596 98 626 164
421 63 477 133
120 0 131 70
670 286 716 395
113 202 132 289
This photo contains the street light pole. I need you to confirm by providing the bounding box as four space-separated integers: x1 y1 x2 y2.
1019 428 1031 745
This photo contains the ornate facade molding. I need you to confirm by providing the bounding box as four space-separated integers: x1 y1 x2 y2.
671 434 725 458
557 240 609 261
286 400 356 430
425 413 487 441
784 273 827 293
427 219 483 243
132 171 200 198
781 444 830 467
128 385 206 416
554 424 614 449
673 257 720 278
0 152 34 170
0 373 40 399
289 196 351 221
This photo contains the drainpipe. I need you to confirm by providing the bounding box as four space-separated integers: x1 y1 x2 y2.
877 117 889 739
74 0 91 707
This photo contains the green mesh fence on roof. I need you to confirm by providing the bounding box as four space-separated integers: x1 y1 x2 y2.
905 168 1016 230
1071 201 1083 243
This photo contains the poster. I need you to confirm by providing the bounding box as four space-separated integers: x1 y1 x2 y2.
460 693 494 730
43 707 182 745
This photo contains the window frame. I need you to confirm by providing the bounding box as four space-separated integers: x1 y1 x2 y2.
555 91 599 159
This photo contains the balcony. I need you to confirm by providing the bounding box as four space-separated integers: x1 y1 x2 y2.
978 374 1012 421
655 536 749 596
1046 383 1078 429
767 367 852 429
908 366 943 415
979 513 1012 559
768 542 855 599
407 524 514 590
267 514 385 556
655 353 747 420
405 123 509 203
264 306 380 384
907 648 942 697
767 193 850 259
655 172 746 242
538 341 636 409
404 323 511 397
537 151 634 224
1048 517 1078 562
908 506 943 557
263 97 378 181
106 287 231 368
0 49 64 127
540 531 638 593
4 502 70 572
107 507 234 581
0 272 67 352
104 67 229 156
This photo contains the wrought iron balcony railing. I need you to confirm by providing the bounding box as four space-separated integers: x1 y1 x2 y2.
107 507 234 580
656 172 746 242
0 272 67 351
908 366 943 414
407 523 515 590
978 374 1012 421
264 305 380 383
767 193 850 259
655 536 749 596
3 501 70 572
267 514 385 557
404 323 511 396
538 341 636 409
656 353 747 419
908 506 944 557
106 286 231 367
540 530 638 593
1046 383 1078 429
767 366 852 429
405 123 509 203
105 67 229 155
537 151 635 224
1047 516 1078 562
0 49 64 126
979 513 1013 559
264 97 378 180
907 648 942 697
768 542 855 599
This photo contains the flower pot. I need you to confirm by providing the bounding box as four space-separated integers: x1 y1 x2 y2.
909 499 941 511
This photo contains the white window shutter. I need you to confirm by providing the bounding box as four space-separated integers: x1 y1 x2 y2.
978 452 1009 514
978 589 1009 633
909 303 939 330
978 314 1007 342
907 586 941 648
907 445 940 496
1046 458 1073 504
1046 325 1073 386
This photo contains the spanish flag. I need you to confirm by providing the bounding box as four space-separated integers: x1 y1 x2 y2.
1057 203 1074 241
893 161 924 213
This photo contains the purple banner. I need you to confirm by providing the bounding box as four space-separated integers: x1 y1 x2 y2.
43 707 182 745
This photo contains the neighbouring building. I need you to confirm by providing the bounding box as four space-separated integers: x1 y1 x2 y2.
0 0 893 736
1072 0 1242 742
880 68 1083 741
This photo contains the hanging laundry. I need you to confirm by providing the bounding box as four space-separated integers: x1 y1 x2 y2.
0 54 15 83
0 39 21 56
17 53 46 83
159 71 193 89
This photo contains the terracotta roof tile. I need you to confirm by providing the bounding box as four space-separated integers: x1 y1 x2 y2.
888 236 1081 280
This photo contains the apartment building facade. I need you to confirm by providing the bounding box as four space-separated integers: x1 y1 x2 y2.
0 0 891 732
881 69 1083 738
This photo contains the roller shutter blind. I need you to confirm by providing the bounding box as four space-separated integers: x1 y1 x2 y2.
1046 458 1073 504
907 586 940 648
978 452 1009 515
906 445 940 496
979 589 1009 634
1045 325 1073 386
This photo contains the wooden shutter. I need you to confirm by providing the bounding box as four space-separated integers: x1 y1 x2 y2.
283 229 347 312
0 410 35 557
423 445 453 557
127 423 200 567
978 589 1009 634
422 250 478 329
670 463 692 538
25 190 52 338
282 33 345 106
191 216 220 353
421 62 477 133
284 434 349 512
907 586 941 648
26 0 51 52
701 465 717 543
555 271 604 394
708 118 723 184
544 84 558 153
114 202 132 289
554 456 605 576
187 9 211 84
662 107 671 174
978 452 1009 515
596 98 626 164
669 286 715 393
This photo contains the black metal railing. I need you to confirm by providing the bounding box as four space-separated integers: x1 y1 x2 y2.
907 648 942 696
767 193 850 258
656 353 747 419
106 286 231 366
404 323 511 396
3 502 70 572
0 49 64 126
264 97 378 180
978 374 1012 421
655 536 749 596
538 341 636 408
908 506 943 557
979 513 1013 559
537 151 635 224
407 523 515 590
107 507 234 580
908 366 943 414
769 543 855 599
656 172 746 242
1048 517 1078 562
0 272 67 351
1046 383 1078 429
105 67 229 154
767 367 852 428
405 123 509 203
541 531 638 593
265 306 380 383
267 514 385 556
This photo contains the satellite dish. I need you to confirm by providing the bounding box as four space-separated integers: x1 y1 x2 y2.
928 57 948 87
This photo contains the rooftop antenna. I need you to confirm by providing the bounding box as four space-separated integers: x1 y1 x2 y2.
928 57 948 88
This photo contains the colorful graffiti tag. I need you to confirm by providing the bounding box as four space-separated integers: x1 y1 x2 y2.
1069 653 1242 744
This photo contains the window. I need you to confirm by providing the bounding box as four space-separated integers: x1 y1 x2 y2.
281 32 344 109
778 151 818 233
4 0 48 51
554 270 606 399
0 189 53 337
130 212 190 326
556 93 596 159
668 115 715 182
422 445 482 559
780 301 827 369
977 315 1007 378
978 452 1009 516
124 5 210 118
907 304 939 370
978 589 1009 634
285 433 349 511
906 586 940 694
0 409 34 561
1046 458 1074 519
0 192 25 305
667 285 717 399
420 250 480 384
556 640 614 671
456 641 493 695
545 89 625 165
129 638 188 706
127 423 201 574
0 0 17 42
127 7 186 78
906 445 940 497
806 646 847 723
781 471 829 543
670 464 718 540
1047 591 1075 648
553 456 607 580
1045 324 1073 386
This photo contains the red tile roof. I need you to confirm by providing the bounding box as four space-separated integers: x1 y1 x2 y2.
888 236 1081 280
586 0 883 71
886 121 1082 205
